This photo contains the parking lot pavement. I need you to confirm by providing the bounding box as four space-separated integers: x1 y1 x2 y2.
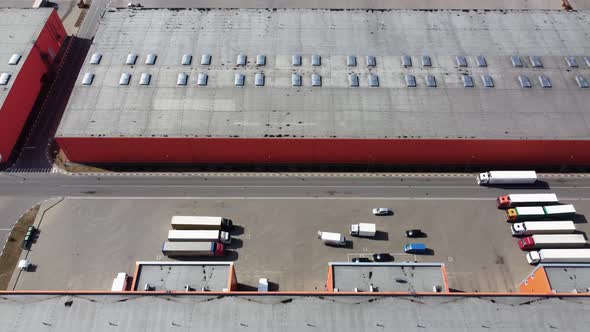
11 197 590 292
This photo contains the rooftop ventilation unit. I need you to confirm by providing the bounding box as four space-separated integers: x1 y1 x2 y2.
349 74 359 87
585 56 590 67
236 54 247 66
538 75 552 88
530 56 543 68
366 55 376 67
256 54 266 66
139 73 151 85
181 54 192 65
234 73 245 86
462 75 474 87
511 56 523 67
368 74 379 87
405 74 416 87
145 54 157 65
177 73 188 86
126 53 138 65
347 55 356 67
518 75 531 88
197 73 208 86
575 75 589 88
421 55 432 67
311 74 321 86
481 75 494 87
291 74 301 86
81 73 94 85
311 55 321 66
425 75 436 87
200 54 211 65
8 54 22 65
119 73 131 85
565 56 578 67
292 55 302 66
0 72 11 85
455 55 467 67
402 55 412 67
89 53 102 65
476 55 487 67
255 73 265 86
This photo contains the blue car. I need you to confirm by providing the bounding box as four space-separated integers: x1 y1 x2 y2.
403 243 427 254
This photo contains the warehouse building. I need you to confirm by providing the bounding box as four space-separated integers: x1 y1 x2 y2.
56 9 590 166
520 264 590 294
0 8 66 164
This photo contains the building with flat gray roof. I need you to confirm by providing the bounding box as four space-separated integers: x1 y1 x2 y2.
329 262 448 292
55 9 590 166
521 264 590 293
132 261 236 292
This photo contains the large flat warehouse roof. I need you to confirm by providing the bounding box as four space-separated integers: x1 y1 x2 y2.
56 9 590 141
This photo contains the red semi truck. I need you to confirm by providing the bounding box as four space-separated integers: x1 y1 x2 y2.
517 234 587 250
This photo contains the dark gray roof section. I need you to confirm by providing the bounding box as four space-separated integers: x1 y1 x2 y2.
134 262 231 292
56 9 590 140
331 263 445 292
1 294 590 331
543 264 590 293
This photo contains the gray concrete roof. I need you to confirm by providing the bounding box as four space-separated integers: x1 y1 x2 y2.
1 294 590 331
56 9 590 140
544 264 590 293
0 8 53 108
134 261 231 291
331 262 445 292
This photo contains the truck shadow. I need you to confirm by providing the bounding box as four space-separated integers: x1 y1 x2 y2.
170 250 239 261
230 225 244 235
572 214 588 224
488 181 550 190
226 238 243 249
326 241 354 249
373 231 389 241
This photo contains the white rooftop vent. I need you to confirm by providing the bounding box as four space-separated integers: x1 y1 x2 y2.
125 53 138 65
402 55 412 67
145 54 157 65
197 73 208 86
368 74 379 87
511 55 523 67
311 55 321 66
347 55 357 67
292 55 302 66
181 54 192 65
455 55 467 67
433 285 442 292
234 73 245 86
256 54 266 66
291 74 301 86
200 54 211 65
366 55 376 67
575 75 589 88
565 56 578 67
177 72 188 86
8 54 22 65
425 75 436 87
481 75 494 87
476 55 487 67
584 56 590 67
538 75 552 88
349 74 359 87
530 56 543 68
81 72 94 85
518 75 531 88
236 54 247 66
119 73 131 85
462 75 474 87
405 74 416 87
89 53 102 65
0 72 11 85
18 260 30 271
139 73 151 85
421 55 432 67
255 73 265 86
311 74 321 86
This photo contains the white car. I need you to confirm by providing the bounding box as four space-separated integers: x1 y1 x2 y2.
372 208 392 216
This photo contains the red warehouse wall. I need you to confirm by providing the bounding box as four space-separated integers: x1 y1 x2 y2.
56 137 590 166
0 9 66 162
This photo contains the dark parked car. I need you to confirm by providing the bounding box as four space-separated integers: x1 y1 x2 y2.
372 253 393 262
405 229 424 238
352 257 372 263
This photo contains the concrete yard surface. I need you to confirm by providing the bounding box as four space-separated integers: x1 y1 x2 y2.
10 197 590 292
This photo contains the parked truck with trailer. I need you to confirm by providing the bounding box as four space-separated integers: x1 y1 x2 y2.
511 221 576 237
496 193 558 209
349 223 376 237
477 170 537 185
517 234 586 250
318 231 346 246
526 249 590 264
167 229 231 244
161 241 225 256
170 216 233 231
505 204 576 222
